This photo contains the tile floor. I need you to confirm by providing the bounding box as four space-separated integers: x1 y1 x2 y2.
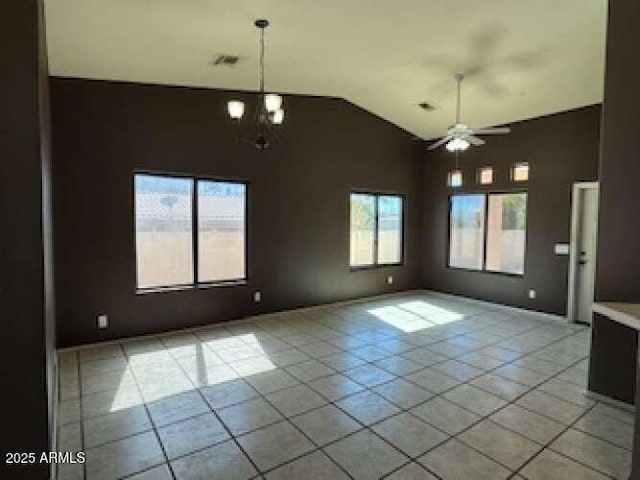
56 291 634 480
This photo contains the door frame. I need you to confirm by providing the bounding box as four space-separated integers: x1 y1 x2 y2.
567 181 599 324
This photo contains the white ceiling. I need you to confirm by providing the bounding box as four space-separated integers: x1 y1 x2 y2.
44 0 608 139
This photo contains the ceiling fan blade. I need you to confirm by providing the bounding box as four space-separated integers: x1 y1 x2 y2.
474 127 511 135
428 135 453 151
468 135 486 146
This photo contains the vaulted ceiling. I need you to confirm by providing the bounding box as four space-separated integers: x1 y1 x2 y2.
44 0 608 139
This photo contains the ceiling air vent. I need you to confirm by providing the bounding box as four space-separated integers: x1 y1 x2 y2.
418 102 437 112
212 54 240 66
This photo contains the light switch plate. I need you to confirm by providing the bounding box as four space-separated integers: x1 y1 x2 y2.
387 276 393 285
254 291 261 303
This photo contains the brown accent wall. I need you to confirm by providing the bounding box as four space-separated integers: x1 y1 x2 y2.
0 0 55 478
50 78 423 347
421 105 601 315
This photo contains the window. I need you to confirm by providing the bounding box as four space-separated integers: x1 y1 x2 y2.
511 162 529 182
486 193 527 274
350 192 403 267
449 195 486 270
449 192 527 275
135 175 194 289
477 167 493 185
198 181 246 283
447 170 463 188
135 173 247 290
378 195 403 264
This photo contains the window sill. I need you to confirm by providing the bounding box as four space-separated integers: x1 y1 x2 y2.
350 263 403 271
446 266 524 278
136 279 248 295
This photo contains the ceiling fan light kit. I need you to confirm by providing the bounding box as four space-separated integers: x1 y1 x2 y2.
429 74 511 153
226 19 284 150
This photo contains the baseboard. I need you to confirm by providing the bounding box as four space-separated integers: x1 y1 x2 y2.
421 289 569 323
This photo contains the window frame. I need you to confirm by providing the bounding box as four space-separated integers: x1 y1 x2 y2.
447 189 528 277
349 190 405 270
134 171 249 294
510 162 530 183
477 166 494 186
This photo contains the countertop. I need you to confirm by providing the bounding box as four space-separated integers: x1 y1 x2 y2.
593 302 640 331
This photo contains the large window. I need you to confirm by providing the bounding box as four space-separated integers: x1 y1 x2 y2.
486 193 527 274
135 173 247 290
449 192 527 275
350 192 403 267
449 195 486 270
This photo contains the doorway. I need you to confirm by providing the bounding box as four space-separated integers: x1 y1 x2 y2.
567 182 599 324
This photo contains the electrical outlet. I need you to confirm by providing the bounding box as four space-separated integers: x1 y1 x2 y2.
387 275 393 285
528 289 537 299
97 314 108 329
254 291 261 303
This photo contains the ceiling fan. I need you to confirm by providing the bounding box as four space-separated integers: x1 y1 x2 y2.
428 73 511 152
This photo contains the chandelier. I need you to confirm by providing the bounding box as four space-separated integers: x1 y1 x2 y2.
226 19 284 150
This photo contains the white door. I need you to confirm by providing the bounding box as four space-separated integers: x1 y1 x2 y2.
573 186 599 324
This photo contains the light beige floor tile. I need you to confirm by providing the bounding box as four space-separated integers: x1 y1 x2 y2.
307 373 365 402
285 359 336 382
83 405 152 448
573 409 633 450
79 344 124 363
373 378 434 409
418 439 511 480
372 412 448 457
550 429 632 478
459 420 540 470
493 364 550 387
265 451 349 480
590 403 634 425
217 397 283 435
442 384 507 416
385 462 437 480
401 348 448 366
291 404 361 446
405 369 461 394
245 369 300 394
85 431 164 480
200 378 259 409
490 404 564 444
410 397 480 435
58 462 84 480
58 398 82 426
431 360 484 382
374 356 424 376
146 389 209 427
58 422 82 451
237 421 315 472
343 364 397 388
324 429 408 479
265 384 327 417
536 379 595 408
157 412 230 459
171 439 257 480
520 450 609 480
336 390 401 426
516 391 586 424
124 463 173 480
469 373 530 401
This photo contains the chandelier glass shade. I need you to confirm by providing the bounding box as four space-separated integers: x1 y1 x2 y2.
226 19 284 150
